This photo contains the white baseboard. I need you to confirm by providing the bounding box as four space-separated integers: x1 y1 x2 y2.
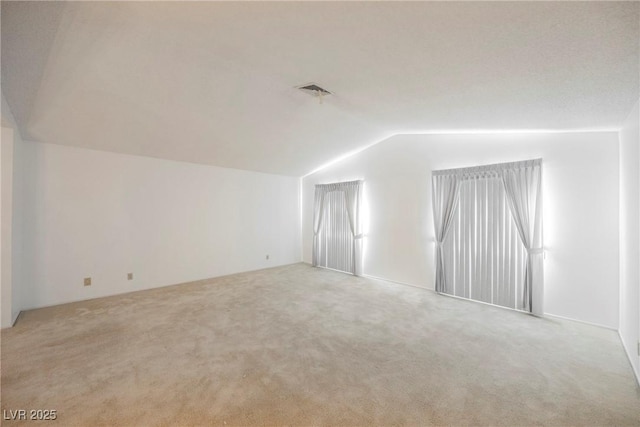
618 330 640 387
543 312 617 331
0 311 21 330
361 273 431 291
20 262 303 313
12 310 20 326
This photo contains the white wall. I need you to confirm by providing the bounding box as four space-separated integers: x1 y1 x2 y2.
12 121 24 324
2 92 29 327
1 127 14 328
303 131 620 328
619 99 640 383
21 142 301 309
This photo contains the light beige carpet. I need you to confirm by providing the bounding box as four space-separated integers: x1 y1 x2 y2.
1 263 639 426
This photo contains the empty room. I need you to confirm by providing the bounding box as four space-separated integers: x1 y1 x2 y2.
1 1 639 426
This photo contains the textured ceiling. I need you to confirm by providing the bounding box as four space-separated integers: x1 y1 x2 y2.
2 1 638 176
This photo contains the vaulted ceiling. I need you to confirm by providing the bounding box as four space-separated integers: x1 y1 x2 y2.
2 1 638 176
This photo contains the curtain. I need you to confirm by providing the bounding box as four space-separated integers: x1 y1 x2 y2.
312 180 363 275
312 189 325 267
343 182 363 276
432 159 543 314
432 173 461 293
501 159 543 314
443 176 527 309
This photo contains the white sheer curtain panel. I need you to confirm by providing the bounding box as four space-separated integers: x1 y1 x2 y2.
501 160 543 314
432 159 543 314
432 173 461 293
443 175 527 309
312 189 325 267
312 180 363 275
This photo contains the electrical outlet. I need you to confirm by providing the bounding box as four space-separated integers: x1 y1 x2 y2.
266 254 270 260
127 273 133 280
84 277 91 287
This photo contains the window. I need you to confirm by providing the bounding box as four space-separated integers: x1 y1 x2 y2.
432 159 543 313
312 180 363 275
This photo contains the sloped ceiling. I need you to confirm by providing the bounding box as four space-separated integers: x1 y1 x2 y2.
2 1 638 176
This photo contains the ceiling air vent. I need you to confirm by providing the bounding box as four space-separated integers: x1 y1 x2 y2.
296 83 332 104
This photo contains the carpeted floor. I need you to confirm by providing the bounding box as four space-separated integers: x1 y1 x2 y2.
1 263 639 426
